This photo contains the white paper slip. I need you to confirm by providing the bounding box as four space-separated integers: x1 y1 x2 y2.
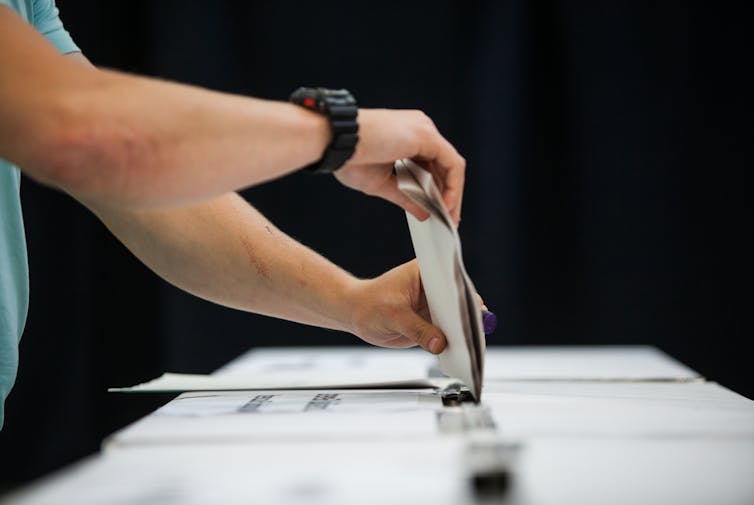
154 389 441 417
106 392 442 448
109 372 460 393
395 158 486 401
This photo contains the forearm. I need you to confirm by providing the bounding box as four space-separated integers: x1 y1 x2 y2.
60 76 329 207
13 69 329 208
0 8 329 208
86 193 361 332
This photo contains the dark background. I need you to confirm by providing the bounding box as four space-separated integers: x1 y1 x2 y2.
0 0 750 489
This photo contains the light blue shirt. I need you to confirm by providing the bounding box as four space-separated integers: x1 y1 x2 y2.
0 0 79 429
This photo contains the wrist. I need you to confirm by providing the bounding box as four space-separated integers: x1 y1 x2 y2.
281 101 331 167
305 270 366 335
289 88 359 174
335 276 370 336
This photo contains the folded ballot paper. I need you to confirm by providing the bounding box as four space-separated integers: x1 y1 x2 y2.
395 158 485 400
110 159 485 400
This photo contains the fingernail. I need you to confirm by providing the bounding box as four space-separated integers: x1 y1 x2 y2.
482 310 498 335
429 337 443 354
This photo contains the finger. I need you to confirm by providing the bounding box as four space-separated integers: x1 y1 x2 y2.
393 310 446 354
372 173 430 221
411 159 444 193
418 137 465 226
380 335 416 348
476 293 488 311
436 149 465 226
449 179 464 226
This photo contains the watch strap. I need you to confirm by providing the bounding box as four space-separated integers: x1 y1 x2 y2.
290 87 359 174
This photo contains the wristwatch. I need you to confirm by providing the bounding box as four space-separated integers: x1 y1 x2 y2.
289 87 359 174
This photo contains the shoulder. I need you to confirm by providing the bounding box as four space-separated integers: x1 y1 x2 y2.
32 0 79 54
0 1 31 22
0 0 78 53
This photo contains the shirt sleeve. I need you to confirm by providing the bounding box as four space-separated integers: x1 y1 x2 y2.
32 0 79 54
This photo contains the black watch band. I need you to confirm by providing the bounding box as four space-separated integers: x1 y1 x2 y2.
289 87 359 174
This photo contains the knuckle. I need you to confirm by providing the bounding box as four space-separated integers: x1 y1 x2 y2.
411 110 435 128
414 326 436 348
413 325 429 344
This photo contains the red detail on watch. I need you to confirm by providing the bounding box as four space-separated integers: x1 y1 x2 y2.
302 97 316 109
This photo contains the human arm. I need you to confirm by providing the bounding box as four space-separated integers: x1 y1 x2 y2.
88 192 447 354
57 53 447 353
0 6 465 222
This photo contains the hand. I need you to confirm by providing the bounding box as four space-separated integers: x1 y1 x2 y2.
347 260 447 354
334 109 466 225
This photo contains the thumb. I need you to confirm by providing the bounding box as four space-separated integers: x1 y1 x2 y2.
394 311 446 354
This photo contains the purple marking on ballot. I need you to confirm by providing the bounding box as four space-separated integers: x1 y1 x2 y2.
482 310 498 335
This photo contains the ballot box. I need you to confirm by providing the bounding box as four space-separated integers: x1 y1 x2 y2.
216 344 702 382
2 346 753 505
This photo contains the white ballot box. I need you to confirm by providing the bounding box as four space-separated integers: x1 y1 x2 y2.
485 381 754 438
484 345 701 382
2 346 753 505
3 441 471 505
514 437 754 505
216 345 701 383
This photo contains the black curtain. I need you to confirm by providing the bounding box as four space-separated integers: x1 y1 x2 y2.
1 0 750 487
